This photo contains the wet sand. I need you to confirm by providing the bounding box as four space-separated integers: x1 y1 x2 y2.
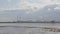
0 26 59 34
0 23 60 34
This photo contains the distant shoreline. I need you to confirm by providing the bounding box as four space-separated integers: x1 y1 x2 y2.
0 21 60 23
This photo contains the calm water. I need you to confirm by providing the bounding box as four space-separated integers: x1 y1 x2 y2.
0 23 60 34
0 23 60 28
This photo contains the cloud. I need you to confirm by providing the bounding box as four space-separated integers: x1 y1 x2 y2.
0 0 60 21
0 0 60 11
54 7 60 10
8 0 11 2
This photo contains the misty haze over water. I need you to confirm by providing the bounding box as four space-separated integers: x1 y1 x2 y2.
0 23 60 28
0 0 60 22
0 0 60 34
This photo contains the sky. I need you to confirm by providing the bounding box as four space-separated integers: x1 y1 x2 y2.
0 0 60 22
0 0 60 10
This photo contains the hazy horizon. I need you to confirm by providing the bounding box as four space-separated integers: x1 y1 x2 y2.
0 0 60 22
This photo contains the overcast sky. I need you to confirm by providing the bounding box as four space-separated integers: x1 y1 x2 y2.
0 0 60 22
0 0 60 10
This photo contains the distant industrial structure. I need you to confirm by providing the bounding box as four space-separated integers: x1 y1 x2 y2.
0 16 59 23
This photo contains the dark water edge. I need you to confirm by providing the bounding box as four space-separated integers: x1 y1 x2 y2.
0 20 58 23
0 21 60 23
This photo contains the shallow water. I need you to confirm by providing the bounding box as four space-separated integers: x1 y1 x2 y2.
0 23 60 34
0 23 60 28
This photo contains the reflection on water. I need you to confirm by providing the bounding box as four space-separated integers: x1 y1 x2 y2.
0 23 60 28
